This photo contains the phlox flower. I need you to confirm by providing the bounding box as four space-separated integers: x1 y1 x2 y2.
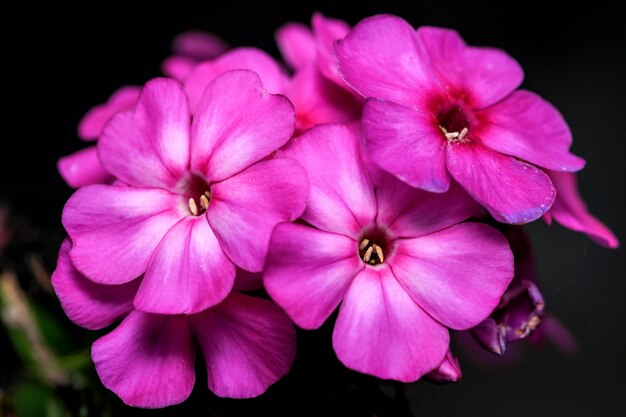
52 239 295 406
161 30 229 81
336 15 585 224
62 70 308 315
263 124 514 381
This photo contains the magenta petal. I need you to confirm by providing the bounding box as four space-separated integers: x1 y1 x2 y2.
392 223 514 330
161 56 196 81
375 173 478 239
447 144 555 224
135 217 235 315
425 350 462 383
335 14 432 108
208 158 308 272
479 90 585 171
51 239 139 330
99 78 191 189
57 146 113 188
264 223 361 329
288 64 361 132
275 22 316 70
311 12 351 86
184 48 289 112
92 311 195 408
416 26 523 108
191 70 295 183
63 185 183 284
279 124 376 237
77 86 140 140
547 171 619 248
333 267 449 381
233 268 263 291
191 292 296 398
362 98 449 192
171 30 228 61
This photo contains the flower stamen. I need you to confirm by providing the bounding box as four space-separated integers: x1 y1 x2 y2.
359 238 385 265
188 198 198 216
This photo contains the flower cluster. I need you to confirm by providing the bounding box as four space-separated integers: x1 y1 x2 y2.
53 14 617 408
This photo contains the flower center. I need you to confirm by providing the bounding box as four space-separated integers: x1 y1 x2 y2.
177 174 212 216
358 229 391 265
437 105 471 143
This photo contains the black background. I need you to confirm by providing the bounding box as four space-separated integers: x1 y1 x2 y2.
2 1 625 416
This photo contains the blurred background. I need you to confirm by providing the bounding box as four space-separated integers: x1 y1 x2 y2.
2 1 625 416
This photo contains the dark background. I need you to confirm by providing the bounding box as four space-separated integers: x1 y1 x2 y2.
2 1 625 416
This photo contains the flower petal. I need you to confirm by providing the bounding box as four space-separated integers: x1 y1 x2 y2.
275 22 316 70
134 217 235 315
92 311 195 408
478 90 585 171
335 14 433 108
416 26 523 108
375 172 478 239
392 223 514 330
311 12 351 86
362 98 449 192
287 64 361 133
63 185 183 284
191 70 295 183
333 267 449 382
57 146 113 188
191 292 296 398
446 143 555 224
279 124 376 238
161 56 196 82
264 223 361 329
233 268 263 291
208 158 308 272
547 171 619 248
51 239 139 330
171 30 228 61
98 78 190 189
184 48 289 112
78 86 140 140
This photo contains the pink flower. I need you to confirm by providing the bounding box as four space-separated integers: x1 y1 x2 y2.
58 86 141 188
52 239 295 406
263 124 514 381
62 71 308 315
161 30 229 81
544 171 619 248
336 15 585 224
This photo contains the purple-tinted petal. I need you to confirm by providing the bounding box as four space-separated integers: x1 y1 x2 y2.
335 14 433 108
208 158 307 272
184 48 289 112
375 173 478 239
547 171 618 248
446 143 555 224
471 317 507 355
99 78 190 189
500 280 545 342
92 311 195 408
78 86 140 140
363 98 450 192
279 124 376 238
57 146 113 188
392 223 514 330
171 30 228 61
275 22 316 69
51 239 139 330
333 267 449 382
479 90 585 171
287 64 361 133
191 292 296 398
191 70 294 183
311 12 350 86
264 223 361 329
63 185 183 284
416 26 523 108
134 217 235 315
425 350 462 383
